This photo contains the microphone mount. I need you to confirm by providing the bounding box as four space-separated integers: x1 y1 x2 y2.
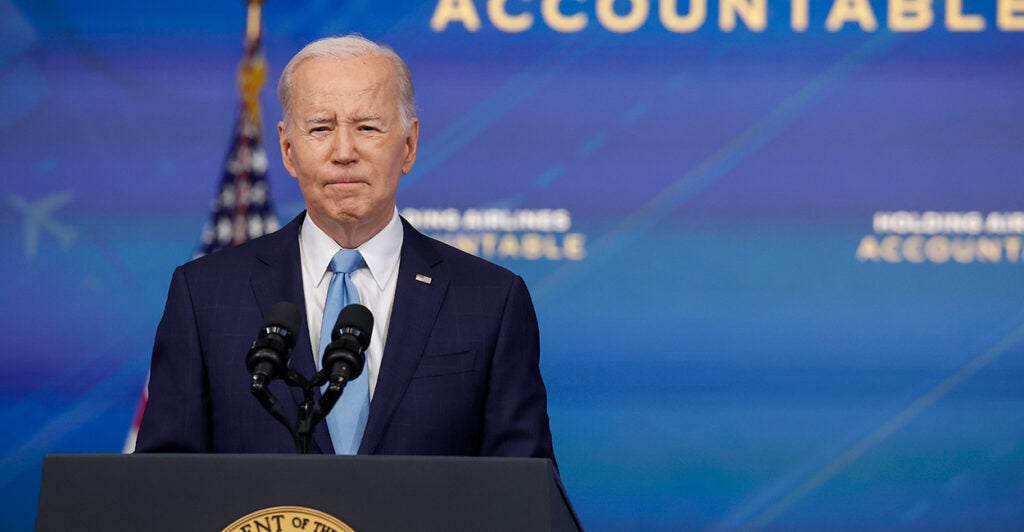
246 302 372 454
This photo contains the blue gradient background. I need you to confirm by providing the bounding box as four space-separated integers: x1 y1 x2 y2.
2 1 1023 529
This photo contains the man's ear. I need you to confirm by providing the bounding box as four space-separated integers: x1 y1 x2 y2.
278 121 298 178
401 118 419 175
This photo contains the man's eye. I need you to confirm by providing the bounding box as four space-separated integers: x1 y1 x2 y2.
358 125 381 133
310 126 329 133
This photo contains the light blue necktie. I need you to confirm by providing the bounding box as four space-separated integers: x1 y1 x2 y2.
319 249 369 455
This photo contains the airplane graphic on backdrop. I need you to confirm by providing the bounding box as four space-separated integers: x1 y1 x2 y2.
7 191 77 261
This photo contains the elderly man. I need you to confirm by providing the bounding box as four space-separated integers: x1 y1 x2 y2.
136 35 555 459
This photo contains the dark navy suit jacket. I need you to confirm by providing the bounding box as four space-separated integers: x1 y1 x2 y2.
136 213 554 459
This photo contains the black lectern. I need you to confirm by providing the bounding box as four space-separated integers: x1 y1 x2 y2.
36 454 581 532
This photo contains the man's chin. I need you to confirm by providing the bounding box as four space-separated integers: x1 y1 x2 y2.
311 205 391 234
318 210 364 226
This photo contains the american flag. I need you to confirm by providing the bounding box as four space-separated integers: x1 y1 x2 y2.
195 50 279 258
124 0 277 452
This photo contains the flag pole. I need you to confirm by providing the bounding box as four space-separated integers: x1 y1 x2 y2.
245 0 263 45
239 0 267 124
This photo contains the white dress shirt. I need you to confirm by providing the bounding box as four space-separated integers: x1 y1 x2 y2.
298 209 403 399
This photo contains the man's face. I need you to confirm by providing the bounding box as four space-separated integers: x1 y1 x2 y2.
278 55 418 243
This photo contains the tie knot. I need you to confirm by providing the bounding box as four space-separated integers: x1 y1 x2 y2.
330 249 364 275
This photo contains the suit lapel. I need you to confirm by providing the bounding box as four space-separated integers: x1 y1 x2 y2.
360 219 447 454
248 212 334 454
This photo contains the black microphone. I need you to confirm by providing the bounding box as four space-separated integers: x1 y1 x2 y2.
246 301 302 385
322 304 373 386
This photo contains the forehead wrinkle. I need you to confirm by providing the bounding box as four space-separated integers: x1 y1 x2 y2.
305 115 336 125
290 58 402 127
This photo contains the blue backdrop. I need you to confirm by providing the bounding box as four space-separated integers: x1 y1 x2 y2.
2 0 1024 529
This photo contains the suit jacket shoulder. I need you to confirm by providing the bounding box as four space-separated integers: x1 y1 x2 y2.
400 218 522 282
136 213 314 453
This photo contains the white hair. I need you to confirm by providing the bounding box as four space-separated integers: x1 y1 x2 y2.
277 34 416 132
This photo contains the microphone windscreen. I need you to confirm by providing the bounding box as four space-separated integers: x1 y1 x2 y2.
263 301 302 337
334 304 374 348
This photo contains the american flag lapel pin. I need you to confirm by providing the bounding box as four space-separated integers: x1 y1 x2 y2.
415 274 432 285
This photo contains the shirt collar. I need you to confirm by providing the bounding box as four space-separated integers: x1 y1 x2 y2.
300 209 404 291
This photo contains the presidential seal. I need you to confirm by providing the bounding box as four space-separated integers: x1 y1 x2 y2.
222 505 356 532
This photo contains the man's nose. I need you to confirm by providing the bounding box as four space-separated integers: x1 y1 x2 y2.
330 129 358 164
